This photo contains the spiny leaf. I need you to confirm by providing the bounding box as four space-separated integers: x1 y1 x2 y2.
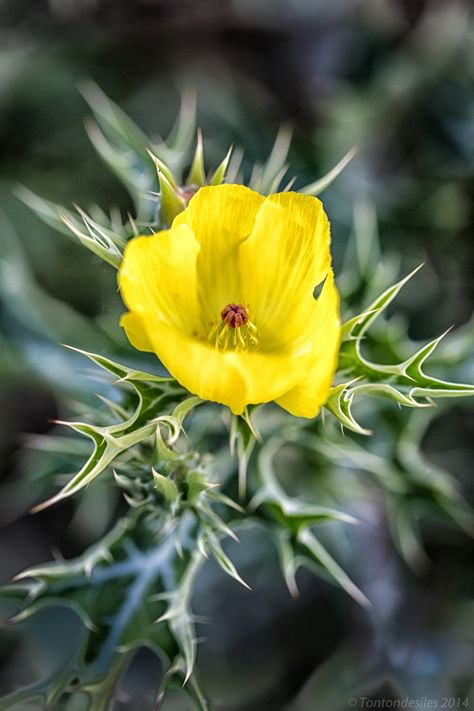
298 528 370 607
209 145 233 185
152 469 180 503
154 397 203 463
267 165 289 193
156 656 209 711
274 529 299 598
386 498 431 573
230 411 259 499
84 120 155 220
186 471 213 505
253 437 360 527
147 149 178 188
202 530 251 589
158 169 186 226
195 499 239 542
60 209 124 267
15 185 78 238
167 91 197 149
341 264 424 344
328 267 474 433
80 81 151 159
225 146 244 183
187 129 206 186
301 145 358 195
12 516 129 583
4 514 205 703
157 550 204 684
62 344 172 384
31 422 155 511
258 124 293 194
172 396 204 427
31 349 181 510
324 382 373 436
14 189 124 269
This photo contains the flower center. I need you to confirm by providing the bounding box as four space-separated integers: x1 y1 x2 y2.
221 303 249 328
209 303 259 352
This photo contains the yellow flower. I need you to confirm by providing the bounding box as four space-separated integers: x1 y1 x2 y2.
118 185 340 417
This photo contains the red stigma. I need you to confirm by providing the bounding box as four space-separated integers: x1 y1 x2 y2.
220 304 249 328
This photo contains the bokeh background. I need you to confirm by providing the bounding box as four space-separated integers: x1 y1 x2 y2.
0 0 473 709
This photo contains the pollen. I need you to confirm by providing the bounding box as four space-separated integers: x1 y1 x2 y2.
209 303 258 352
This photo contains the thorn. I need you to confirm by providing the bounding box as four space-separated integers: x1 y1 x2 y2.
147 149 177 187
226 528 240 543
194 635 208 645
50 545 64 563
154 611 173 625
175 537 184 560
30 494 61 514
282 175 297 192
301 145 358 195
236 577 252 591
210 144 233 185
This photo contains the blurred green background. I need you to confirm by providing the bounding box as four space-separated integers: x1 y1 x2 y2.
0 0 473 709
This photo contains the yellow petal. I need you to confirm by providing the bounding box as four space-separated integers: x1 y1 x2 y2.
118 184 340 419
239 191 331 351
175 185 265 325
120 312 153 352
140 313 309 415
276 270 340 418
118 223 203 337
143 319 249 414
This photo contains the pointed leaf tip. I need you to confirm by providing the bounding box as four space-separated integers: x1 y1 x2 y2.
301 145 358 196
158 170 186 225
187 128 206 186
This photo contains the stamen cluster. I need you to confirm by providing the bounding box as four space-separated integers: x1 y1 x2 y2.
208 303 259 352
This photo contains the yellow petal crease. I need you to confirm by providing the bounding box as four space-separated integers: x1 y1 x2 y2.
239 191 331 351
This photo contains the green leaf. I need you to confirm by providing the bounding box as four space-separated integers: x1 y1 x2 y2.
202 529 251 589
3 512 206 706
156 657 209 711
253 437 360 528
341 264 424 344
157 550 204 683
31 348 185 509
32 420 156 511
80 81 151 159
187 129 206 186
158 168 186 226
153 468 180 503
160 90 197 173
209 145 233 185
274 529 299 598
60 209 124 267
147 148 178 187
257 124 292 194
324 382 373 436
300 145 358 195
15 187 125 267
230 410 259 499
298 528 370 607
15 185 79 238
85 120 156 221
327 267 474 433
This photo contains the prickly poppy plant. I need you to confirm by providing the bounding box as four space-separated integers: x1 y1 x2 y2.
2 87 474 709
